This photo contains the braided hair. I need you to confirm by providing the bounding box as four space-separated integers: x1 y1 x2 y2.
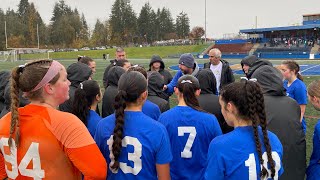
220 81 275 178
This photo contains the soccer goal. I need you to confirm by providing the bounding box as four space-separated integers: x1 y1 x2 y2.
0 50 17 62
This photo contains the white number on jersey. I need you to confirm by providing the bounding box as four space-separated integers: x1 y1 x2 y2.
245 151 281 180
107 135 142 175
178 127 197 158
0 137 45 179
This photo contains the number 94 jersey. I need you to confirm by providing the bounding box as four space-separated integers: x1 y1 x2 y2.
205 126 284 180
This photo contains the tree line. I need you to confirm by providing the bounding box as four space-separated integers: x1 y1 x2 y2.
0 0 205 50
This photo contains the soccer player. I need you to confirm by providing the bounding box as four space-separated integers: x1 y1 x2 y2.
94 71 172 180
0 60 106 179
306 80 320 180
280 60 308 134
205 80 283 180
72 80 102 137
159 75 222 180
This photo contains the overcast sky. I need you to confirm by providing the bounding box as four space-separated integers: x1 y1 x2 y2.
1 0 320 38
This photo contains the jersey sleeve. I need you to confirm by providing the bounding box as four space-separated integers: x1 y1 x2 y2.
155 125 172 164
66 144 107 180
0 153 6 179
166 71 182 94
294 84 307 105
46 110 107 178
204 141 225 180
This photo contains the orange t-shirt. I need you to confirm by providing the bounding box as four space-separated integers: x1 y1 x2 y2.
0 104 107 180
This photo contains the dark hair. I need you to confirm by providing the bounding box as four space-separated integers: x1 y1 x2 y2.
177 75 203 112
116 59 130 67
10 60 60 148
72 80 100 126
282 60 303 81
79 56 94 65
220 81 275 178
128 66 147 79
111 71 147 170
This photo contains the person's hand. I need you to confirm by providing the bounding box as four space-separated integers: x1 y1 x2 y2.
163 85 168 91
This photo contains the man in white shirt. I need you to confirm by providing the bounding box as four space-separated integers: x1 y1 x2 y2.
204 48 234 94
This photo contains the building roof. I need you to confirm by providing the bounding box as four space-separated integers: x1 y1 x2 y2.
303 13 320 17
240 24 320 34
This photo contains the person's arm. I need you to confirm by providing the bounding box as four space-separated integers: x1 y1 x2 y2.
164 71 182 94
49 112 107 179
103 64 112 88
228 65 235 83
156 163 170 180
0 153 7 179
299 105 306 123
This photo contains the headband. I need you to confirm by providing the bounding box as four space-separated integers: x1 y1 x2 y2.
30 60 62 92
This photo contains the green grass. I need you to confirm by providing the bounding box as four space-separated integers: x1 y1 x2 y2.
19 44 209 60
1 58 319 166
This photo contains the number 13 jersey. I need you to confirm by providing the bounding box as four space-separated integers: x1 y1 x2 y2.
94 111 172 180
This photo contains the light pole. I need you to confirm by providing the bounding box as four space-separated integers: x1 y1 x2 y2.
205 0 207 43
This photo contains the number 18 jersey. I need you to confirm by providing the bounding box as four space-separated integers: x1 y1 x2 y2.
205 126 284 180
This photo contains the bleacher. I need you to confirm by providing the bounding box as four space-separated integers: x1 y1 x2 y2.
214 43 253 54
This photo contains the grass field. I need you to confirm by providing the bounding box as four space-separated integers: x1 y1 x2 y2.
0 58 319 166
18 44 209 60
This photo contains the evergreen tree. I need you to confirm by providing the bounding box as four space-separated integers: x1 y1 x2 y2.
176 11 190 39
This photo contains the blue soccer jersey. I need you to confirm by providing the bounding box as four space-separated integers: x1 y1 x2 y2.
87 110 102 137
283 79 308 133
142 100 161 120
94 111 172 180
205 126 283 180
159 106 222 180
307 120 320 180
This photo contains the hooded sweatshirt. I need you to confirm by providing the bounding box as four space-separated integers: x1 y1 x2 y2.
0 71 10 112
246 59 273 79
251 65 306 180
102 66 125 118
166 61 200 94
195 69 233 134
148 56 173 85
0 81 30 118
147 72 170 113
59 62 92 113
240 55 259 76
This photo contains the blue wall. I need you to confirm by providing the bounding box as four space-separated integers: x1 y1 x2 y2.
201 54 248 59
258 53 310 59
215 39 248 44
303 20 320 25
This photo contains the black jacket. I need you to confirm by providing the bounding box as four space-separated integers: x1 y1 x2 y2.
147 72 170 113
0 71 10 112
102 66 125 118
59 62 92 113
240 55 259 76
0 81 29 118
195 69 233 134
246 59 273 79
148 58 173 85
251 65 306 180
203 59 235 90
103 59 118 88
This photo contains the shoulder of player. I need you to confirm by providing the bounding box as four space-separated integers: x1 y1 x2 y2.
293 79 307 89
208 133 233 151
314 120 320 134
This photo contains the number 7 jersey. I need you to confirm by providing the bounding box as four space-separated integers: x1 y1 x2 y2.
158 106 223 180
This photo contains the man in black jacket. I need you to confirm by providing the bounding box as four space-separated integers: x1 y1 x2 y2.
241 55 273 78
102 47 126 88
203 48 234 93
251 65 306 180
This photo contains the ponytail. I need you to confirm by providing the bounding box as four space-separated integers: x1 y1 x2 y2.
72 88 89 126
111 90 127 170
181 82 202 112
9 67 22 148
282 60 303 81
